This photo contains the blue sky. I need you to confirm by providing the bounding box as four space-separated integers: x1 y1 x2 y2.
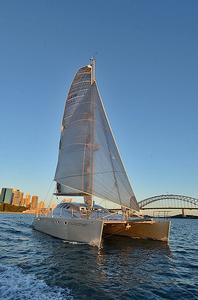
0 0 198 202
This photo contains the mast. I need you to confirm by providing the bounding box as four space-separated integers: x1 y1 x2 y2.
84 58 96 212
90 58 96 84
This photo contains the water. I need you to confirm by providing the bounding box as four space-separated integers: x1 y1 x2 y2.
0 214 197 300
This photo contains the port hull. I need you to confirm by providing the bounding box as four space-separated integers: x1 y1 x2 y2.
32 217 104 247
33 217 170 247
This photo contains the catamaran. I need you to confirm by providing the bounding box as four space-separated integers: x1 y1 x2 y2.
33 59 170 247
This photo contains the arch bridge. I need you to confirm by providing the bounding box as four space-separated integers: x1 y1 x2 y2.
138 194 198 210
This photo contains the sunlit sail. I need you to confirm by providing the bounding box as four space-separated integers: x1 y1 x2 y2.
54 61 139 211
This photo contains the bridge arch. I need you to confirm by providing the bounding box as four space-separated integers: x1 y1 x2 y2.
138 194 198 209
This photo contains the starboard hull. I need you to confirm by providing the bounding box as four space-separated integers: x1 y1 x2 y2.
103 220 170 242
33 217 170 247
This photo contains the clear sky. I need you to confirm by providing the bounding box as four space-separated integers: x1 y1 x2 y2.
0 0 198 202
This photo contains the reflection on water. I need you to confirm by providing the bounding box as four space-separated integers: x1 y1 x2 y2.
0 214 197 300
33 231 173 299
98 236 171 268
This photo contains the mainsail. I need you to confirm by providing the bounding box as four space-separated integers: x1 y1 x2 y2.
54 61 139 211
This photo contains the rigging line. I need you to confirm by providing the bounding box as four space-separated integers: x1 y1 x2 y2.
43 180 54 208
47 186 56 209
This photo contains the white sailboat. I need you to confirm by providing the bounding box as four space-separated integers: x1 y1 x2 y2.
33 59 170 247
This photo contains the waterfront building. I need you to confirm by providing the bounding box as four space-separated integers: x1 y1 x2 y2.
38 201 45 209
31 195 38 209
0 188 6 203
19 193 24 206
0 188 13 204
24 193 31 208
12 189 23 206
20 197 26 207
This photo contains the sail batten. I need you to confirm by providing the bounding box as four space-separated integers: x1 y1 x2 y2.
54 63 139 211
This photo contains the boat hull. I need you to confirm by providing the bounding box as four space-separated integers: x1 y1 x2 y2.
103 220 170 242
32 217 104 247
33 217 170 247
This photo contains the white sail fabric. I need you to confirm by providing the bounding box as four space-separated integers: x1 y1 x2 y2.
92 84 139 210
55 65 139 210
55 65 93 196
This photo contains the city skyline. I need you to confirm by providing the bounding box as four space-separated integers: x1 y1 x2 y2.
0 1 198 202
0 187 46 210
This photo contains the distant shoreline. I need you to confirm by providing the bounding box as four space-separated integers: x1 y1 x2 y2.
145 215 198 219
0 211 35 214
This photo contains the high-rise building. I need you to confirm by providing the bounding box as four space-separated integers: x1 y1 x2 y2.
20 197 26 207
0 189 3 203
12 189 23 206
38 201 45 209
24 193 31 208
31 195 38 209
0 188 13 204
19 193 24 206
0 189 5 203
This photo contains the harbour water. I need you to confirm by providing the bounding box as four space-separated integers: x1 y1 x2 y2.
0 214 197 300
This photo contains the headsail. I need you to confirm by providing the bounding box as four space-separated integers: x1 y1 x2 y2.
54 62 139 211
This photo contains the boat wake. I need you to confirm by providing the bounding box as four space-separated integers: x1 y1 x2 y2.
0 264 73 300
63 240 86 245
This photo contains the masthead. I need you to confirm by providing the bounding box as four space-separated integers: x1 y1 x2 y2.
90 57 96 84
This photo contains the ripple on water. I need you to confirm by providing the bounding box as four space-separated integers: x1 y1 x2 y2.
0 215 198 300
